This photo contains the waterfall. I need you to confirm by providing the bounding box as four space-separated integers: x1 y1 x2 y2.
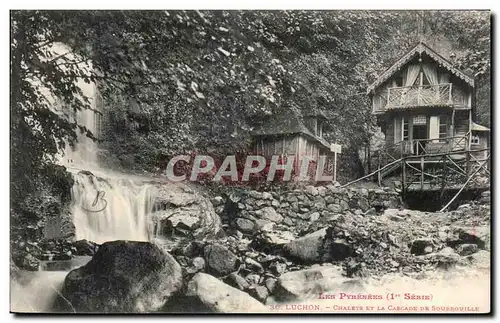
48 45 159 244
70 172 157 244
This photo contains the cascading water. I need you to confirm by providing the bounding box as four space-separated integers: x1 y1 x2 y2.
71 172 157 244
53 52 159 244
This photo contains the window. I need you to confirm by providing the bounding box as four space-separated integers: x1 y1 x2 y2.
471 135 480 145
402 117 409 141
439 118 448 141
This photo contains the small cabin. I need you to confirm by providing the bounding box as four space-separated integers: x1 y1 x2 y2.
368 42 489 162
252 108 332 177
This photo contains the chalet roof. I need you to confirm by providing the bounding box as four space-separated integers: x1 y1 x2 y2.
471 122 490 132
252 108 330 150
367 42 475 94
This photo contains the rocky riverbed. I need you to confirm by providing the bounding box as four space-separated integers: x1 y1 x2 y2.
10 185 491 313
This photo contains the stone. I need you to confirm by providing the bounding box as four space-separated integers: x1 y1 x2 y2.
282 228 327 263
465 250 490 269
305 186 319 196
317 186 327 196
310 212 320 222
235 218 255 233
245 257 264 274
245 274 261 286
151 186 222 240
274 265 350 301
339 200 350 211
257 207 283 223
364 208 376 216
57 241 182 313
262 192 273 200
249 286 269 303
72 239 99 256
456 244 479 256
269 262 287 275
192 257 206 270
265 278 277 293
204 243 238 276
212 196 224 206
282 217 294 226
249 191 263 199
254 219 274 232
271 199 280 207
357 197 370 212
328 204 341 212
225 272 250 291
185 273 267 312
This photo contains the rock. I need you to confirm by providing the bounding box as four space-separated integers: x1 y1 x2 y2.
72 239 99 256
245 274 261 286
456 244 479 256
185 273 267 313
282 228 327 263
245 257 264 274
305 186 318 196
235 218 255 233
262 192 273 200
410 238 435 255
192 257 206 270
225 272 250 291
357 197 370 212
439 247 455 255
275 265 353 301
21 253 39 271
212 196 224 207
57 241 182 313
249 286 269 303
364 208 376 216
265 277 277 293
328 204 341 212
464 250 490 269
254 219 274 232
310 212 320 222
339 200 349 211
269 262 287 275
204 244 238 276
256 207 283 223
152 186 222 240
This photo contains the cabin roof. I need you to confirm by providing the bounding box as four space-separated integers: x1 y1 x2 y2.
367 42 475 94
253 108 330 150
471 122 490 132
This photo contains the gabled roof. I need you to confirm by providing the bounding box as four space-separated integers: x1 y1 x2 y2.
252 108 330 150
367 42 475 94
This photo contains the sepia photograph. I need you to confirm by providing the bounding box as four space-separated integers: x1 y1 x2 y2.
9 9 491 314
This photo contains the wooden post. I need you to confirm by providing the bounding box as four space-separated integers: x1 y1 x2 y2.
402 158 406 194
449 83 453 104
333 151 338 183
377 153 382 186
420 156 424 190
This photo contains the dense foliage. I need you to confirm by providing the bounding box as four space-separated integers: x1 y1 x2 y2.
11 10 491 188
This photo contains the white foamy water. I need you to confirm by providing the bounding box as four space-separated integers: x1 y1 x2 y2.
71 172 157 244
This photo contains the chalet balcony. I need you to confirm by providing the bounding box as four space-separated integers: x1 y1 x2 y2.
372 83 470 113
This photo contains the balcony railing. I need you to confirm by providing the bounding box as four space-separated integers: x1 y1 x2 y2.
386 83 453 109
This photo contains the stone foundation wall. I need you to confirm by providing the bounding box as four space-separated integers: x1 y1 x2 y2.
213 185 403 234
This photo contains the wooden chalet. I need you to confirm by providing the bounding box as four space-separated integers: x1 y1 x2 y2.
368 42 490 192
252 107 333 177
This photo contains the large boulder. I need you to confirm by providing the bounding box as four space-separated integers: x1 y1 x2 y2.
151 183 222 240
185 273 267 313
56 241 182 313
282 228 327 263
204 243 238 276
274 265 362 301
